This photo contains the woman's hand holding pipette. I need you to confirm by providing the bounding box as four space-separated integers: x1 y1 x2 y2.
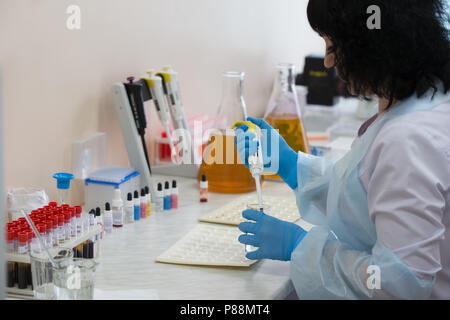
234 117 299 189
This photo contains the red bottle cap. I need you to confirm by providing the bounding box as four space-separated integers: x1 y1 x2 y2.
61 204 70 209
69 207 75 218
18 223 26 230
11 228 19 239
45 219 53 231
27 230 34 241
51 216 58 228
64 211 71 222
6 230 14 242
37 224 46 234
18 231 28 244
18 217 26 223
49 202 58 207
74 205 82 214
57 214 65 226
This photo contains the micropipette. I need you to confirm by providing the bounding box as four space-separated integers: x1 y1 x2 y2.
157 66 192 160
232 121 264 211
123 76 153 174
142 70 180 164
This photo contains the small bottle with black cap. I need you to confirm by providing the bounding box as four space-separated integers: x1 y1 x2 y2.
200 174 208 203
156 183 164 212
140 188 147 219
145 186 151 216
164 181 171 210
134 190 141 221
112 188 124 227
125 192 134 223
171 180 178 209
88 209 95 230
103 202 113 234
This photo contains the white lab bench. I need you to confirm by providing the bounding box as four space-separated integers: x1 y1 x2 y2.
93 174 311 300
94 99 366 300
7 98 365 300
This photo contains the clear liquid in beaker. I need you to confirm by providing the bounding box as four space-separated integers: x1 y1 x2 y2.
53 281 94 300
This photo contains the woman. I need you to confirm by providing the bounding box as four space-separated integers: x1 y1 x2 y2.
235 0 450 299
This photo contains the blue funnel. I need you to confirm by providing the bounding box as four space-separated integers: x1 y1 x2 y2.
53 172 74 190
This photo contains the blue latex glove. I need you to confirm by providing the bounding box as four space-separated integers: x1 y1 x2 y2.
234 117 299 189
238 209 307 261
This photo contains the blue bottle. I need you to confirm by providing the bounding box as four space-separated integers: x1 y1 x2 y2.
163 181 171 210
133 190 140 220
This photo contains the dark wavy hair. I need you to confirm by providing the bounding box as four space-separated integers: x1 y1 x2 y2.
307 0 450 107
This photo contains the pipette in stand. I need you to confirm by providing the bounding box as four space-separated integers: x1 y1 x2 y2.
123 77 152 174
157 66 192 161
232 121 264 211
142 70 180 164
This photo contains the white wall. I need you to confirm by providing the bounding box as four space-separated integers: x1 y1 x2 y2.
0 0 323 203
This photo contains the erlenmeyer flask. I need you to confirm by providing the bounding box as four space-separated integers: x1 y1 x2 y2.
264 63 310 180
198 72 262 193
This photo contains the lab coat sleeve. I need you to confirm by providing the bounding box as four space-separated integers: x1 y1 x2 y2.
290 226 433 299
294 152 334 226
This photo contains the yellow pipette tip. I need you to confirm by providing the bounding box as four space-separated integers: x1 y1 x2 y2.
231 121 257 133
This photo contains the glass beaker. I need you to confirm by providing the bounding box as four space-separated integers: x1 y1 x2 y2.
198 72 262 193
30 247 73 300
264 63 310 180
244 203 270 254
53 258 98 300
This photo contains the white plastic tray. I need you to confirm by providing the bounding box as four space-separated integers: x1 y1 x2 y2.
155 223 257 267
198 194 300 226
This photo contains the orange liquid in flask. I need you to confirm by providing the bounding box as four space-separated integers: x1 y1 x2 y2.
264 113 310 180
198 133 263 193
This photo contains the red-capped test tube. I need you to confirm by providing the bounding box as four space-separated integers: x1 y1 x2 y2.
6 229 15 253
10 228 19 252
44 219 53 248
18 231 28 255
74 206 82 235
57 214 65 245
64 211 71 241
27 230 34 254
69 208 77 238
51 218 57 246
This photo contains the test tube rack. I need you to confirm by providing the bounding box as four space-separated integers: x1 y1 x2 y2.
5 225 101 298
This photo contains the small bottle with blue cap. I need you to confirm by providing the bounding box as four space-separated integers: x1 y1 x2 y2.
53 172 74 205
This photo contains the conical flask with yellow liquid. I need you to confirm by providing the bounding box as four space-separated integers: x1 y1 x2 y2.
264 63 310 180
198 71 262 193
